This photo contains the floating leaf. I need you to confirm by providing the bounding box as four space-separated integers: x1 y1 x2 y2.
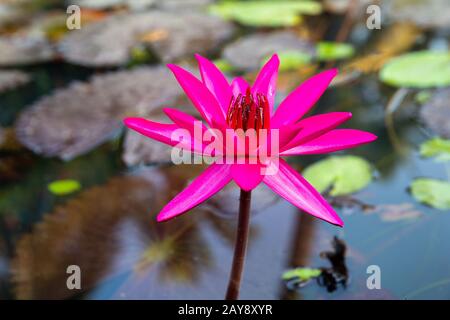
380 51 450 88
420 88 450 139
212 59 235 73
223 31 315 71
60 11 234 67
303 156 373 196
420 138 450 162
317 41 354 61
282 267 321 281
0 36 55 66
210 1 321 27
386 0 450 29
47 180 81 196
15 66 186 160
262 51 312 72
0 69 30 93
410 178 450 210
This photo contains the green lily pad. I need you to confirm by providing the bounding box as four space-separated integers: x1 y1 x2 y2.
410 178 450 210
317 41 355 61
209 1 322 27
380 51 450 88
212 59 235 73
262 51 312 71
282 267 322 281
48 179 81 196
303 156 373 196
420 138 450 162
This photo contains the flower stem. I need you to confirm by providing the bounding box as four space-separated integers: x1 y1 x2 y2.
225 189 252 300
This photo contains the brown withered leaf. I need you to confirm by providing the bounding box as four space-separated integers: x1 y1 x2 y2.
0 69 30 93
420 88 450 139
222 31 316 72
15 66 186 160
60 11 234 67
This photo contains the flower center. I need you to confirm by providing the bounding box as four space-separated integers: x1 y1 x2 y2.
226 88 270 131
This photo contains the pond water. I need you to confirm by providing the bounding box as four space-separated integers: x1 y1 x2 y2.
1 1 450 300
1 61 449 300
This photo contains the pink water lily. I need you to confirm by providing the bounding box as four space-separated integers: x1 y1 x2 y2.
124 54 377 227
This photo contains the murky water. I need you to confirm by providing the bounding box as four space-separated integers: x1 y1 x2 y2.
1 58 449 300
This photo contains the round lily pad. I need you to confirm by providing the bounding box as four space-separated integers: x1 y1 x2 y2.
420 137 450 162
410 178 450 210
223 31 315 71
303 156 373 196
60 11 234 67
262 51 312 72
317 42 355 61
380 51 450 88
209 1 322 27
48 179 82 196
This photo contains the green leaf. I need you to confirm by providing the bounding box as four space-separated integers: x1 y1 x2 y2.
380 50 450 88
410 178 450 210
303 156 373 196
420 138 450 162
282 267 322 281
48 179 82 196
317 41 355 61
209 1 322 27
212 59 235 73
262 51 312 71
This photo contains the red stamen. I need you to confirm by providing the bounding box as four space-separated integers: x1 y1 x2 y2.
227 91 270 133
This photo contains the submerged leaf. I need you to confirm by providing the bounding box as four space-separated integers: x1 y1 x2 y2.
380 51 450 88
223 31 315 71
317 42 354 61
420 138 450 162
410 178 450 210
47 180 81 196
209 1 321 27
303 156 373 196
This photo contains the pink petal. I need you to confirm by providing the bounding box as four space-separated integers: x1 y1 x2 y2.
167 64 226 128
271 69 338 128
231 77 250 97
252 54 279 113
157 164 232 222
263 159 343 226
195 54 232 114
282 112 352 150
280 129 377 156
231 163 264 191
124 117 180 147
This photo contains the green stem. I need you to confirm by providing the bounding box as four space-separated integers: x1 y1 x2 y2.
225 189 252 300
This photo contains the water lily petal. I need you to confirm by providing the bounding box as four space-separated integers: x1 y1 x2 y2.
263 159 343 226
280 129 377 155
231 77 250 97
124 117 181 147
272 69 338 127
195 54 232 114
167 64 226 128
252 54 279 113
282 112 352 150
232 163 264 191
157 164 233 221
